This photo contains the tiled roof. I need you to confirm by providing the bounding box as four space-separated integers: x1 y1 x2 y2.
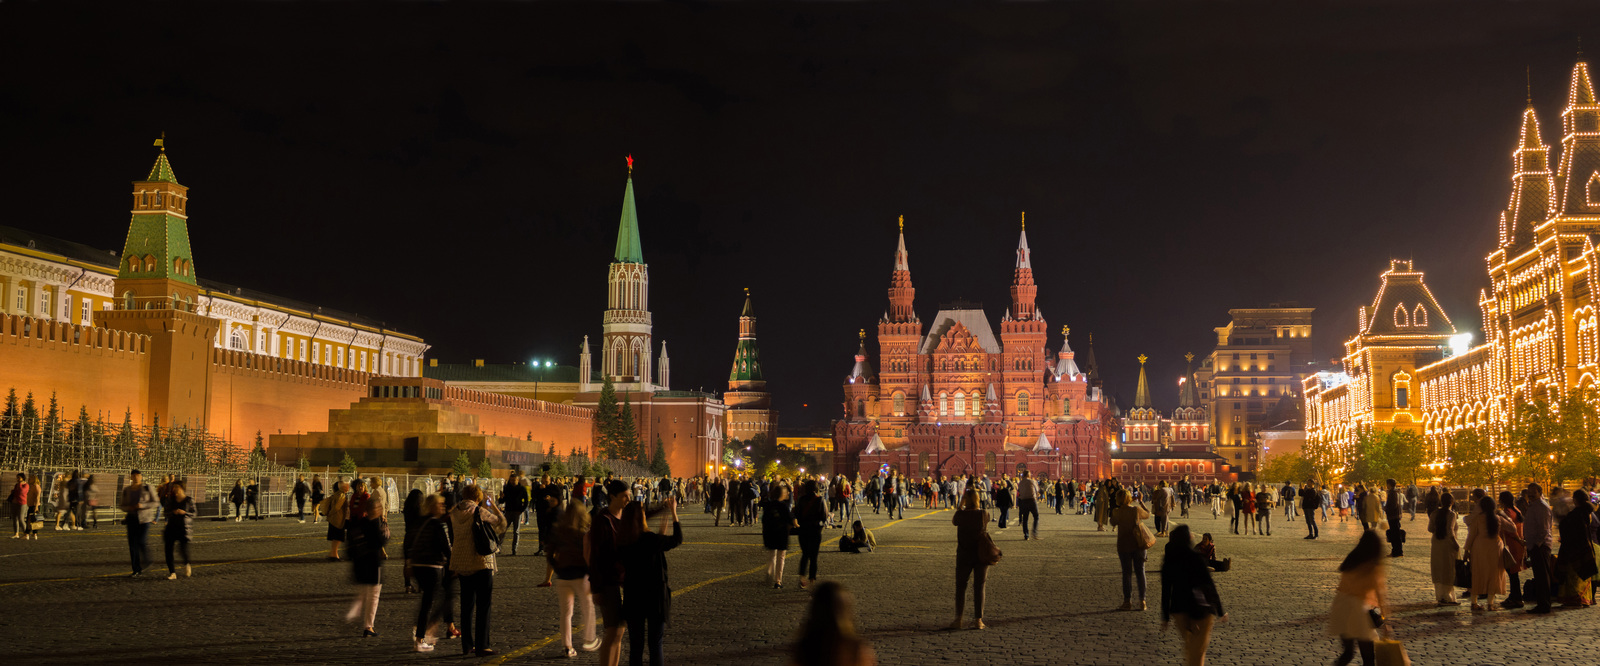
920 308 1001 354
615 176 644 264
1363 261 1454 336
0 225 120 269
146 153 179 184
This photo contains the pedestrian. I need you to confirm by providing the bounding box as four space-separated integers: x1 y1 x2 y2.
1383 479 1404 557
1253 484 1273 536
228 479 245 521
1466 496 1507 611
794 479 829 589
1497 491 1527 609
1553 489 1596 607
408 493 458 652
346 492 390 637
500 471 529 556
324 480 349 561
621 497 682 666
7 473 28 539
52 473 74 531
70 470 88 529
1152 480 1173 537
120 469 157 575
310 476 326 524
1327 531 1392 666
1428 492 1461 606
1113 489 1154 611
293 475 311 523
450 483 505 657
401 488 424 593
161 479 196 580
1336 485 1351 523
1016 470 1041 540
550 500 601 657
247 478 263 520
762 484 796 589
884 471 903 520
1177 475 1193 519
793 581 877 666
1160 525 1226 666
707 477 727 526
950 488 994 630
1521 483 1555 614
1240 484 1257 535
1300 481 1322 539
840 519 876 553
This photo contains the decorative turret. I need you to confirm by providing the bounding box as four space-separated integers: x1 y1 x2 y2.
917 383 933 420
983 382 1002 422
1133 354 1153 409
578 335 593 392
842 330 877 422
117 135 199 311
1178 352 1200 408
846 329 875 384
887 216 916 323
1009 212 1037 321
1053 325 1083 381
601 155 653 386
1505 104 1551 249
1557 58 1600 215
1081 333 1102 388
657 341 670 389
728 288 765 390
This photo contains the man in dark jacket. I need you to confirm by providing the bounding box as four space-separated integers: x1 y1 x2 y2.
1299 481 1322 539
293 475 311 523
500 472 529 555
1384 478 1404 557
245 480 261 520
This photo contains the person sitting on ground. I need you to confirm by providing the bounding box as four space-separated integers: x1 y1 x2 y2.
1197 533 1231 571
840 520 876 553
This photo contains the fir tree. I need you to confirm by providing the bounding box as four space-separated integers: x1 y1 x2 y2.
475 454 493 479
649 434 670 477
451 450 472 477
42 391 62 445
594 376 619 458
616 396 639 463
20 392 38 445
297 454 311 473
338 450 359 476
248 431 268 473
116 409 135 465
1 388 18 431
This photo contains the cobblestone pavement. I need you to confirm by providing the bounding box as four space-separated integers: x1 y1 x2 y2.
1 504 1596 665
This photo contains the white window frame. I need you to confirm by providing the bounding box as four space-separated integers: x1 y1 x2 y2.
80 298 91 324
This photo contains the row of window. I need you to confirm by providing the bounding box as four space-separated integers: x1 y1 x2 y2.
1120 462 1212 474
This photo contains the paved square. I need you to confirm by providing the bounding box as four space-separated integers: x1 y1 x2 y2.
0 503 1595 664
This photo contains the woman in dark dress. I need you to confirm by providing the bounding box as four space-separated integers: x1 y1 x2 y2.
794 480 830 589
345 493 390 637
1160 525 1226 666
621 498 682 666
762 485 796 588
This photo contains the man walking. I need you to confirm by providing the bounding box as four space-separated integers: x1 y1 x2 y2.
589 480 632 666
1282 482 1298 520
1299 480 1321 539
1521 483 1555 614
1383 479 1404 557
120 469 157 577
501 471 529 555
1177 476 1192 518
292 475 310 523
1016 470 1041 540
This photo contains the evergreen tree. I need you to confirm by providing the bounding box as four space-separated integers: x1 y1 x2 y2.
20 392 39 445
451 450 472 477
594 376 620 458
0 388 18 456
116 409 135 465
42 391 61 445
338 450 359 476
475 454 493 479
616 396 639 463
649 434 671 477
248 431 268 473
297 454 311 473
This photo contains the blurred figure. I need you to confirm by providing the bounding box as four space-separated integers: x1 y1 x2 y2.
162 480 196 579
792 581 876 666
1160 526 1225 666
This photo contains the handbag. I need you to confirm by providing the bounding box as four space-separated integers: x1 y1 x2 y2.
1367 608 1385 628
1373 637 1410 666
977 530 1003 565
1386 528 1405 544
26 511 42 532
1136 521 1157 549
1454 558 1472 589
471 506 501 556
1499 547 1519 572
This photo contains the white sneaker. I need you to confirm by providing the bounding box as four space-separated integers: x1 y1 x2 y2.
580 638 601 652
167 572 178 580
414 639 434 653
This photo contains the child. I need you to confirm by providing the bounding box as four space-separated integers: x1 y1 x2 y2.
1197 533 1231 571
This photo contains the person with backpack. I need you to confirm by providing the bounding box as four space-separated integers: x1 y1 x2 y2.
450 484 505 657
866 473 881 514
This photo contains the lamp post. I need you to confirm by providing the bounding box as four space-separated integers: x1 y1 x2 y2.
532 359 553 401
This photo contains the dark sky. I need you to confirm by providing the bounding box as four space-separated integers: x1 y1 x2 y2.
3 4 1595 431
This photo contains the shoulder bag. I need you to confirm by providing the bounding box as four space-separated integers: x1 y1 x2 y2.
1136 520 1157 549
472 505 502 556
978 529 1003 565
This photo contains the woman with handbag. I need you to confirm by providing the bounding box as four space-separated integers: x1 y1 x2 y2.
794 480 830 590
1112 489 1154 610
761 484 796 589
450 484 505 657
1497 491 1527 609
950 488 995 630
1428 492 1461 606
1160 525 1226 666
346 492 390 637
408 493 458 652
1327 530 1392 666
1465 496 1508 611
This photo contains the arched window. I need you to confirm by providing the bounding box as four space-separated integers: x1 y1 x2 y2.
939 392 949 416
892 391 906 416
855 399 865 418
122 291 134 310
1121 463 1129 473
1413 304 1427 327
229 330 245 350
953 391 966 417
1016 391 1030 416
948 436 956 452
1061 396 1070 416
1393 304 1410 327
984 451 996 472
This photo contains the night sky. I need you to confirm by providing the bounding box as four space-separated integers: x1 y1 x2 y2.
3 4 1596 431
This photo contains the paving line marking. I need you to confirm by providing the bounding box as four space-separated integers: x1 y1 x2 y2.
486 508 946 664
0 532 324 558
0 548 326 588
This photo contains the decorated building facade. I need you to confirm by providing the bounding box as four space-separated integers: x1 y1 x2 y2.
1111 354 1238 485
832 218 1111 481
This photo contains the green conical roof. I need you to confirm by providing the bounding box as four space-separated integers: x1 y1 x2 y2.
614 176 644 264
146 152 179 184
740 294 754 317
730 338 763 382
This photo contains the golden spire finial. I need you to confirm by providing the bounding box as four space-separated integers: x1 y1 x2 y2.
154 131 165 152
1528 65 1534 106
858 329 865 340
744 287 749 296
898 215 903 232
1138 354 1148 365
1061 325 1069 337
1185 352 1195 364
1021 211 1026 230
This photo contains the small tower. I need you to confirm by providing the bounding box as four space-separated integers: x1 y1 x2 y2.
1121 355 1161 453
842 330 878 422
1171 353 1210 453
578 335 593 393
726 289 775 443
601 155 653 388
656 341 670 390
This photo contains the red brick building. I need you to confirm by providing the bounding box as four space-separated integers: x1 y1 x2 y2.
832 219 1112 481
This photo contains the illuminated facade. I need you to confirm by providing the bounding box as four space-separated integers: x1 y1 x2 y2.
1304 260 1457 464
1194 306 1315 471
831 218 1111 481
1112 354 1237 485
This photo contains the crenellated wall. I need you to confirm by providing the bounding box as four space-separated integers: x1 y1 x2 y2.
207 347 371 444
0 313 151 420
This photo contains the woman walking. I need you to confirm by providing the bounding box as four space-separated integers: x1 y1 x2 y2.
1554 490 1597 607
794 480 830 590
407 493 458 652
229 479 246 522
1112 489 1154 610
761 484 796 589
950 488 992 630
52 473 73 531
8 473 28 539
325 481 349 561
346 492 390 637
1465 496 1507 611
621 498 683 666
1327 531 1391 665
450 484 505 657
310 476 326 524
1498 491 1527 609
993 477 1014 530
550 500 600 657
1253 484 1273 536
1160 525 1225 666
1240 483 1258 535
1428 492 1461 606
793 581 877 666
161 480 196 579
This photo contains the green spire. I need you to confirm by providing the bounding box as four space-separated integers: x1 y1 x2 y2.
730 337 763 382
614 159 644 264
146 152 179 184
